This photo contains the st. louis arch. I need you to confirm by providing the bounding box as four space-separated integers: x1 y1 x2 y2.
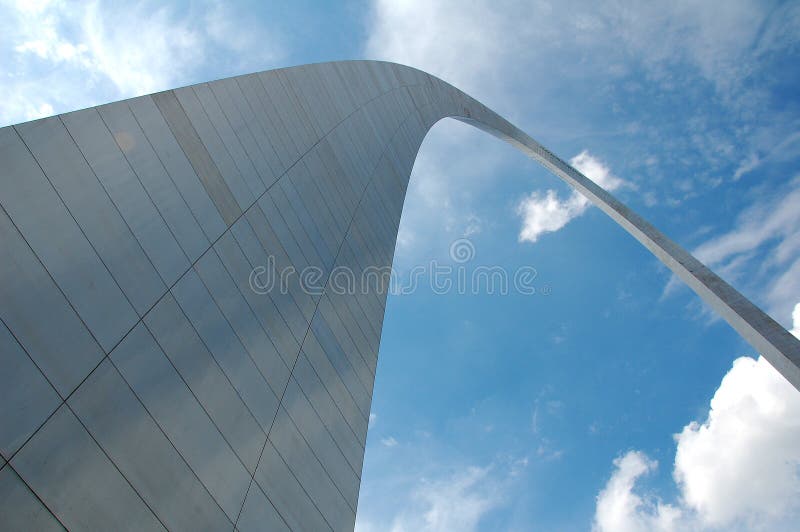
1 61 798 530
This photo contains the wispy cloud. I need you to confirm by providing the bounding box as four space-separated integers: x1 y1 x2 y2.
0 0 283 126
663 178 800 323
356 464 510 532
381 436 399 448
389 120 514 270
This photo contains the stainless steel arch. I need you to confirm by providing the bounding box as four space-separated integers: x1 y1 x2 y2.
0 60 797 530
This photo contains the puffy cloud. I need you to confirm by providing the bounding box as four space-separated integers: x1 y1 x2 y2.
518 151 624 243
593 451 683 532
674 355 800 528
594 306 800 531
517 189 586 243
571 151 626 191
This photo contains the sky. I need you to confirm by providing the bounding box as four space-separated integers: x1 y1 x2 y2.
2 0 800 530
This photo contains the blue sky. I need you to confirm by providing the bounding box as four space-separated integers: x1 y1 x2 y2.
2 0 800 530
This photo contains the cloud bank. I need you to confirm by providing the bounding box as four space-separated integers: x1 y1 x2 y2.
594 307 800 532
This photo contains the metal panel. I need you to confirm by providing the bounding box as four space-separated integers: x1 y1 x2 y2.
61 108 189 286
335 285 381 360
151 90 242 226
0 203 104 397
68 359 232 530
128 95 227 241
258 192 312 273
12 405 164 531
235 482 291 532
291 352 364 474
302 148 349 242
281 377 360 509
174 87 255 210
98 101 210 263
228 218 309 344
301 336 368 447
0 466 63 531
268 407 355 531
234 74 297 171
283 163 340 256
4 124 139 347
0 320 61 458
316 138 359 213
143 294 265 474
298 156 348 245
256 72 311 159
276 70 326 141
318 294 375 391
286 66 340 134
278 169 335 268
192 83 266 197
110 322 251 522
253 442 332 531
194 247 290 395
266 188 326 273
171 270 280 431
244 205 317 322
213 230 301 368
308 314 371 418
212 77 283 184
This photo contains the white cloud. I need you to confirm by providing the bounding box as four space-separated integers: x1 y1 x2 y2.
517 190 585 243
381 436 399 447
571 151 626 191
365 0 509 102
594 451 682 532
692 185 800 267
0 0 282 126
673 354 800 529
518 151 624 243
357 466 505 532
594 306 800 532
732 152 761 181
23 102 54 122
369 413 377 428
